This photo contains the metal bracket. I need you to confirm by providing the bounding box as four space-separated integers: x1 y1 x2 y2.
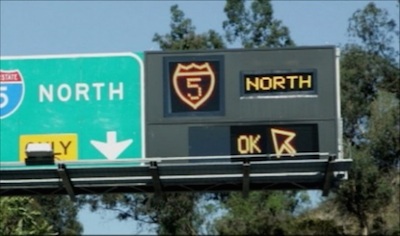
322 155 336 197
242 159 250 198
57 164 76 201
149 161 165 200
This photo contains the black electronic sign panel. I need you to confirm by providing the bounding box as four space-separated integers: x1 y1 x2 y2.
230 124 318 158
145 46 341 160
187 123 319 160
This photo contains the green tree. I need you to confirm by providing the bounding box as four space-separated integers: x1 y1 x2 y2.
294 111 398 235
34 196 83 235
153 5 226 50
366 90 400 170
223 0 295 48
340 2 399 170
0 197 54 235
338 90 399 236
341 2 399 142
214 191 309 235
347 2 399 65
334 147 393 236
83 192 204 235
1 196 82 236
320 2 399 235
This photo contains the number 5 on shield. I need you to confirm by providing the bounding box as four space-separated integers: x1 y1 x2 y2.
0 86 9 109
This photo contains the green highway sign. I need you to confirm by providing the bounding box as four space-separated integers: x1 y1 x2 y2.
0 53 144 165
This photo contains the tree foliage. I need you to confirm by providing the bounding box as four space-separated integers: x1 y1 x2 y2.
34 196 83 235
348 3 399 62
82 192 203 235
327 2 399 235
0 197 54 235
340 2 399 168
334 90 399 235
334 147 393 235
214 191 309 235
0 196 82 236
223 0 295 48
366 90 400 169
153 5 226 50
341 2 399 141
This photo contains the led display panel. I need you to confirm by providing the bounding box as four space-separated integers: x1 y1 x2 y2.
163 56 224 116
145 47 341 159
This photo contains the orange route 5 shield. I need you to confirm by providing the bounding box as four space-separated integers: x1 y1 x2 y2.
173 62 215 110
164 56 224 116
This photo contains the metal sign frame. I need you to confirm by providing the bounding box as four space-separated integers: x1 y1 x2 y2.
0 154 351 198
0 47 352 198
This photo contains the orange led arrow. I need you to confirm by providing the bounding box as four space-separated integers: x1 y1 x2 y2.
271 128 297 158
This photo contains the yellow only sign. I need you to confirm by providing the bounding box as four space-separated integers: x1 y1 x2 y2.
19 133 78 162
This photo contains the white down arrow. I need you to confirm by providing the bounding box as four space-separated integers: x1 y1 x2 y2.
90 131 133 160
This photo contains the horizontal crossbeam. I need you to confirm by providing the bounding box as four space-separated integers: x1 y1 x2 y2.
0 158 352 197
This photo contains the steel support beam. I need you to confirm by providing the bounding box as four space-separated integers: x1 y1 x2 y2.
322 155 336 196
149 161 165 200
242 160 250 198
57 164 76 201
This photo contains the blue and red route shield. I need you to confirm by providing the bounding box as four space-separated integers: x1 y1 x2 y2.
0 70 25 119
